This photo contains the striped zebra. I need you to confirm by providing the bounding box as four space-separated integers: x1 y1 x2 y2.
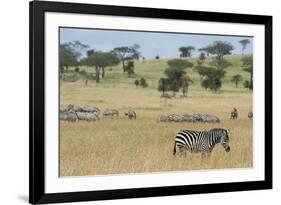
173 128 230 157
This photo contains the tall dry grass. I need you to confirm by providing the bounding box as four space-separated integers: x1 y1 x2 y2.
60 85 252 176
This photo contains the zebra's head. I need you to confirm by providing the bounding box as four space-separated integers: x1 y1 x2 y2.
220 129 230 152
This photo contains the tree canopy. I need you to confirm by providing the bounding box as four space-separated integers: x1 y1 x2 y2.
59 43 79 70
239 39 250 55
231 74 243 88
81 51 120 83
112 44 140 73
158 59 194 96
200 41 234 59
179 46 195 57
241 55 253 89
195 41 233 92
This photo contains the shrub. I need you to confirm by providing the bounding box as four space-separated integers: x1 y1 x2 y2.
243 80 250 88
134 79 139 86
139 77 149 88
74 67 80 72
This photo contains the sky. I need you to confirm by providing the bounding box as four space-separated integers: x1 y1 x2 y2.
60 27 253 60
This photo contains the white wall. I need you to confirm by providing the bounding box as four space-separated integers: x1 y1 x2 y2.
0 0 279 204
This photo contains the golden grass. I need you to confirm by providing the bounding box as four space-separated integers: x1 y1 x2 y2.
60 84 252 176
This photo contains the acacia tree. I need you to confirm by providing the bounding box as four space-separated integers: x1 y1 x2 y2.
59 43 78 79
231 74 243 88
86 49 95 57
197 52 206 65
81 51 120 83
112 44 140 73
68 41 89 60
239 39 250 55
241 55 253 89
163 59 193 96
198 46 212 56
179 46 195 57
101 52 120 78
196 67 226 92
196 41 233 92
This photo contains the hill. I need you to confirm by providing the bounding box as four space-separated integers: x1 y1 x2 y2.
63 54 251 93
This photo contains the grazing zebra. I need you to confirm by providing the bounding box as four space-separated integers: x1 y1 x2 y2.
76 112 99 121
67 104 83 112
192 114 220 123
81 106 100 114
230 108 238 119
125 109 136 119
248 112 253 119
60 110 78 122
103 109 119 117
173 128 230 157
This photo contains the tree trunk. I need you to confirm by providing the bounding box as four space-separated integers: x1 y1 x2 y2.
101 67 105 78
235 81 238 88
95 66 100 83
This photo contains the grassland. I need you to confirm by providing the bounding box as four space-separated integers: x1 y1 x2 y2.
60 55 253 176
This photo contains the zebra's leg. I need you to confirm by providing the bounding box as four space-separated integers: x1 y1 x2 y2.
178 147 186 157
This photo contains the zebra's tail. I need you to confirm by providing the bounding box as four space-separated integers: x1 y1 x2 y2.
173 141 177 155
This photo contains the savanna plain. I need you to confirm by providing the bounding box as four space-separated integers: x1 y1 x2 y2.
60 55 252 176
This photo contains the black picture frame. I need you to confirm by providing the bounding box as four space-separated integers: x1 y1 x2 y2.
29 1 272 204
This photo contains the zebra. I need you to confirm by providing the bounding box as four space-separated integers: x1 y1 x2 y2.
167 114 184 122
248 112 253 119
125 109 136 119
66 104 83 112
81 106 100 115
173 128 230 158
103 109 119 117
60 105 69 112
76 112 99 121
230 108 238 119
60 110 79 122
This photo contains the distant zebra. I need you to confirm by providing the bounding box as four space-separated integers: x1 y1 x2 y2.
248 112 253 119
125 109 136 119
173 128 230 157
230 108 238 119
82 106 100 114
103 109 119 117
60 110 78 122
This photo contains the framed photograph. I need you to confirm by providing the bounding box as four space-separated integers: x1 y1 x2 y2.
29 1 272 204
